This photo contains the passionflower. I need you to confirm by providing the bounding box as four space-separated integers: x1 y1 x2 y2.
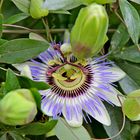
27 43 125 127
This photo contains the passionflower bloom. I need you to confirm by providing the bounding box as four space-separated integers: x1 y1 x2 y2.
28 43 125 127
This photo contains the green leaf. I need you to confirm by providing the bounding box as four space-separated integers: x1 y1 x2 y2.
0 14 3 38
119 0 140 45
54 118 91 140
43 0 83 10
4 13 29 24
30 88 41 109
18 76 50 90
130 0 140 4
123 89 140 121
114 46 140 63
111 24 129 50
11 0 30 14
104 104 132 140
116 61 140 86
0 39 7 46
119 75 140 94
16 120 57 135
4 69 20 94
0 134 7 140
0 38 50 64
9 132 25 140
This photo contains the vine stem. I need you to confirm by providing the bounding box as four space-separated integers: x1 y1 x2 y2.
42 18 53 42
3 29 66 34
3 24 66 34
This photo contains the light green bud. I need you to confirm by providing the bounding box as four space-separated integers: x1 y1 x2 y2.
30 0 49 19
60 43 72 56
0 89 37 125
70 3 108 59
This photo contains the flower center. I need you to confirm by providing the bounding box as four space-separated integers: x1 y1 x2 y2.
52 64 86 91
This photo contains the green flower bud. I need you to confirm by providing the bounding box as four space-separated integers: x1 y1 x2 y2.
0 89 37 126
60 43 72 56
30 0 49 19
70 3 109 59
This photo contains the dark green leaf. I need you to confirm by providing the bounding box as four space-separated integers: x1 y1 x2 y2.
16 120 57 135
9 132 25 140
55 118 91 140
104 104 132 140
0 134 7 140
4 69 20 93
111 24 129 50
4 13 29 24
0 38 50 64
0 39 7 46
18 76 50 90
119 0 140 45
119 75 140 94
30 88 41 109
11 0 30 14
0 14 3 38
117 61 140 86
114 46 140 63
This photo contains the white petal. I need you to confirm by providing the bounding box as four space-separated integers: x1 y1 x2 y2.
94 84 122 106
62 98 83 127
64 114 83 127
108 85 125 105
105 67 126 83
83 97 111 126
41 99 53 116
41 89 54 116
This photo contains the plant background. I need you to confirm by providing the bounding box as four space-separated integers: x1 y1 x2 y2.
0 0 140 140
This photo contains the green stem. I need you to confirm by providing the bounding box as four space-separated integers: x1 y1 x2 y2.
42 18 53 42
2 29 66 34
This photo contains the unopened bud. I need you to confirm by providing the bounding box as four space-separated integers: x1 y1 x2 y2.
30 0 49 19
60 43 72 56
0 89 37 125
70 3 108 59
